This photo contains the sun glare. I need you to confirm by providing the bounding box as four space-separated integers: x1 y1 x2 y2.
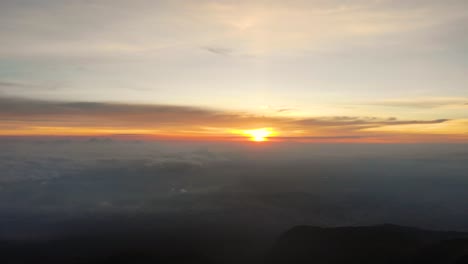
242 128 275 142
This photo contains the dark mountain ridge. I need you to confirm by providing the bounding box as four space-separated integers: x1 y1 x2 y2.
267 224 468 264
1 223 468 264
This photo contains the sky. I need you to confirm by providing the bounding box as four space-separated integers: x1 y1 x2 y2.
1 0 467 142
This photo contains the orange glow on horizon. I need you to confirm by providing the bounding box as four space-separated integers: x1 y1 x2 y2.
241 128 275 142
1 124 468 143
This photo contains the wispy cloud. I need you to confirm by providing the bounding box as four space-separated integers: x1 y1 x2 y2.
1 0 466 58
294 117 449 128
363 97 468 108
0 81 43 91
0 80 60 94
202 46 233 56
277 108 294 113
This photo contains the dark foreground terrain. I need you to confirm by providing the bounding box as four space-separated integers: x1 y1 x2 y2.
268 224 468 264
1 222 468 264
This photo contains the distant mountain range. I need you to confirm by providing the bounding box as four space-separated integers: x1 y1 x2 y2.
1 224 467 263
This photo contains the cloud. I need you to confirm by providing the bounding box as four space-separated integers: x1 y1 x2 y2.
202 46 233 56
0 97 278 137
292 116 449 129
364 98 468 108
0 96 463 142
1 0 467 58
0 80 60 95
0 81 42 91
1 140 468 232
0 140 230 183
0 81 24 88
259 105 300 115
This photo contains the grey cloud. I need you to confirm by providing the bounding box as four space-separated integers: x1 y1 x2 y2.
0 80 60 93
0 97 455 135
202 46 233 56
0 81 25 88
0 81 37 91
0 97 218 118
293 117 449 128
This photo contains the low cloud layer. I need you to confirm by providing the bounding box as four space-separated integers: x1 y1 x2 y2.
1 141 468 233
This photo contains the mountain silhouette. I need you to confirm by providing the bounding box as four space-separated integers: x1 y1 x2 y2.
266 224 468 264
2 223 468 264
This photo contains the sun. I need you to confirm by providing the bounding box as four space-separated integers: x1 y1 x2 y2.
242 128 275 142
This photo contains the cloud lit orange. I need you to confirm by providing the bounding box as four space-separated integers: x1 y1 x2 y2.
0 97 467 143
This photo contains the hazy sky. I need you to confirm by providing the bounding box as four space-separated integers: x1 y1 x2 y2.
0 0 467 141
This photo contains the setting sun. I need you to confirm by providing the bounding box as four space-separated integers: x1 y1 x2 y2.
242 128 275 142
